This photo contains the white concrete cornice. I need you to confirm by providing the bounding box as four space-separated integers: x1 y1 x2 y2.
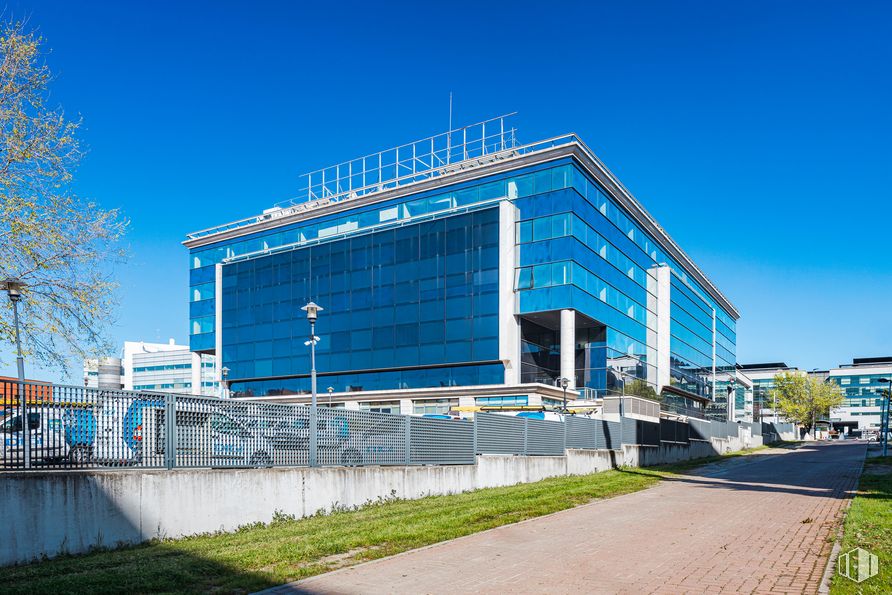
244 382 568 404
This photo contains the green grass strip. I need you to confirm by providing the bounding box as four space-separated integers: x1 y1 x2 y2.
830 455 892 594
0 447 770 594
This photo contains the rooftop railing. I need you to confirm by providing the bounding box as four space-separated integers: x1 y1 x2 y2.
184 116 584 242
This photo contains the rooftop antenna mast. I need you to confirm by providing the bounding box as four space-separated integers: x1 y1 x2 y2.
447 92 453 165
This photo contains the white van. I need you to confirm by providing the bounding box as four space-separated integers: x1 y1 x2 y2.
91 397 274 467
0 409 69 465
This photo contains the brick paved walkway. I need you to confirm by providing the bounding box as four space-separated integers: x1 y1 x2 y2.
271 442 865 595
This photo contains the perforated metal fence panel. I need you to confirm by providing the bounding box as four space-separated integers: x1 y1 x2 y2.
408 417 474 465
600 420 622 449
660 419 690 443
689 418 712 441
475 413 526 455
6 380 749 471
622 418 660 446
712 421 739 439
565 416 621 450
316 407 406 466
525 418 565 455
565 416 598 449
0 381 171 471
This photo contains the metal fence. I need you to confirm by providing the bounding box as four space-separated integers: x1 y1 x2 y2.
660 419 690 444
689 418 712 441
622 418 661 446
565 416 622 450
0 382 479 470
1 381 756 471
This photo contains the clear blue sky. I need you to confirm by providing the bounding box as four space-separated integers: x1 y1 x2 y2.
3 0 890 381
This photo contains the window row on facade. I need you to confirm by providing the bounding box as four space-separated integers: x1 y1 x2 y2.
229 363 505 397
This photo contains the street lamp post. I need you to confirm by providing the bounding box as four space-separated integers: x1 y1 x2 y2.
559 377 569 413
221 366 230 399
302 301 323 467
327 386 334 408
726 379 736 423
2 280 29 469
879 378 891 457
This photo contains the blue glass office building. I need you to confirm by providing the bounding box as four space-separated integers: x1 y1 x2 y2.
184 117 739 408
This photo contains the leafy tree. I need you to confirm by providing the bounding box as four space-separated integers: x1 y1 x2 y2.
624 379 660 401
769 372 844 432
0 22 127 372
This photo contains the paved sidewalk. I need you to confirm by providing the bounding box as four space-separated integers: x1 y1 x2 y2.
271 442 865 595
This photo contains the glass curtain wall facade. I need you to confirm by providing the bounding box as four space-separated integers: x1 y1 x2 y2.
752 378 775 420
221 209 502 396
827 360 892 430
511 161 736 398
187 136 738 401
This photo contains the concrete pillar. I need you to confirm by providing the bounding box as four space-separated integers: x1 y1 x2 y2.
498 201 521 385
190 352 202 396
655 266 672 391
214 263 223 383
560 309 576 390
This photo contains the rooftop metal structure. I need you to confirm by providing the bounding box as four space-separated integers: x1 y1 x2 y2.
185 114 520 242
183 115 740 319
291 113 519 207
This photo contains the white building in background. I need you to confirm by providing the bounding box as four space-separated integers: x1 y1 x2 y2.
84 339 218 396
739 357 892 435
737 362 800 423
827 357 892 434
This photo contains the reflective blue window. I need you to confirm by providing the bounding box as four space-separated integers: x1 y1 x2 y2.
221 208 502 386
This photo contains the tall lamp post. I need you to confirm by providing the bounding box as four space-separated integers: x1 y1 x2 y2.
559 377 569 413
221 366 230 399
879 377 891 457
726 379 737 423
302 301 323 467
2 280 29 469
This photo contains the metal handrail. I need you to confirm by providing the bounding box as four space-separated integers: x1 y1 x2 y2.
184 131 582 242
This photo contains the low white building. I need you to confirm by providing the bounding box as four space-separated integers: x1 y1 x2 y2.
84 340 218 396
827 357 891 434
740 358 892 435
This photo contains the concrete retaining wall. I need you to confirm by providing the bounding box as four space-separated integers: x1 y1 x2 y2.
0 432 775 567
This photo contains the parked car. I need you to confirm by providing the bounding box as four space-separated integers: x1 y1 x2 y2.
509 411 565 422
0 406 95 466
259 414 350 452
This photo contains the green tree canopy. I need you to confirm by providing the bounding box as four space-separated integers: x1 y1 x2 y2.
0 22 127 372
624 379 660 401
769 372 844 431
